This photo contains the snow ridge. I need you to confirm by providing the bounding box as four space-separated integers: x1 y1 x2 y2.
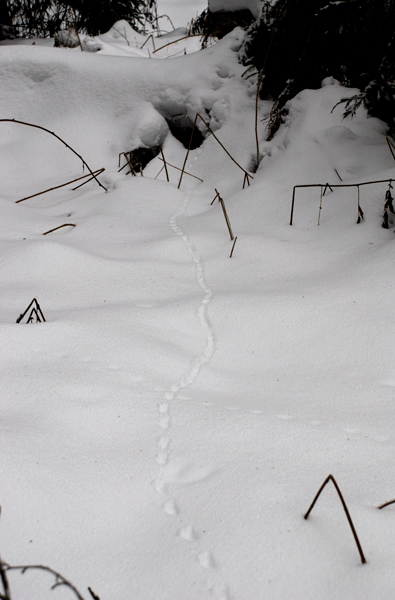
153 194 230 599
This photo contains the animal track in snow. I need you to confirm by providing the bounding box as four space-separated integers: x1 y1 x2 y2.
178 525 198 541
152 193 230 599
198 550 216 569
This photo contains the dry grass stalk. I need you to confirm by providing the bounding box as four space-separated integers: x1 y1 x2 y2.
113 26 130 46
16 169 105 203
178 113 253 189
290 178 394 225
304 474 366 565
140 33 156 50
215 188 234 241
73 168 105 190
230 236 238 258
16 298 46 323
0 557 11 600
378 498 395 509
43 223 76 235
119 146 168 180
4 565 86 600
178 113 199 189
154 165 165 179
157 157 203 181
0 119 107 192
386 136 395 161
152 34 199 54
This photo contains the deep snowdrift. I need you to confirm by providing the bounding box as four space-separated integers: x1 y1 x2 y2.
0 23 395 600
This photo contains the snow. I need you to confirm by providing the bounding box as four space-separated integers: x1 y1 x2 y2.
158 0 208 28
1 19 395 600
208 0 262 18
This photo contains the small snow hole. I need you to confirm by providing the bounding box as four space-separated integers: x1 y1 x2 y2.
165 115 205 149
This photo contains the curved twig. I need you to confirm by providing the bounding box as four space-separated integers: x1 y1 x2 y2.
304 474 366 564
43 223 76 235
0 119 107 192
378 498 395 509
3 564 86 600
152 34 200 54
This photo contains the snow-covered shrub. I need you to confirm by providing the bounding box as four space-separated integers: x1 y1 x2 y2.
239 0 395 137
6 0 158 38
81 35 102 52
54 28 80 48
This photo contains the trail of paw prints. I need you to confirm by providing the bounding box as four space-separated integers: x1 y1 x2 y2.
152 194 231 599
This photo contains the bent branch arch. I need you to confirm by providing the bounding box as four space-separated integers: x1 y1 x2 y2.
0 119 107 192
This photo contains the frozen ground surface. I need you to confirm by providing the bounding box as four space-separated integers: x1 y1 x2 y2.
1 20 395 600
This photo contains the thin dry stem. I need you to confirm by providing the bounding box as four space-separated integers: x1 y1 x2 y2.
178 113 253 189
16 169 104 203
290 178 394 225
43 224 76 235
0 119 106 192
378 498 395 509
152 35 199 54
157 157 202 181
230 236 238 258
215 188 234 241
304 474 366 564
4 565 85 600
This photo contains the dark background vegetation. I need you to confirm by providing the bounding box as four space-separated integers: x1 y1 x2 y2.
0 0 157 37
1 0 395 134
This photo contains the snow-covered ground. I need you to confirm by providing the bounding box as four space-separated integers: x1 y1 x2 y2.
1 17 395 600
158 0 207 28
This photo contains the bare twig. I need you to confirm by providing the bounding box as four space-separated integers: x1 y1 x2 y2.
178 113 253 189
304 474 366 564
27 308 42 323
157 157 202 181
88 587 100 600
230 236 238 258
72 169 105 190
0 119 107 192
113 26 130 46
243 172 251 189
150 14 176 30
215 188 234 241
152 34 199 54
178 114 199 189
386 136 395 162
0 510 10 600
210 191 219 205
158 148 169 182
0 557 11 600
378 498 395 509
16 299 46 324
197 114 252 180
154 165 165 179
317 185 323 225
290 178 394 225
4 565 86 600
43 223 76 235
16 169 105 203
140 33 155 50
